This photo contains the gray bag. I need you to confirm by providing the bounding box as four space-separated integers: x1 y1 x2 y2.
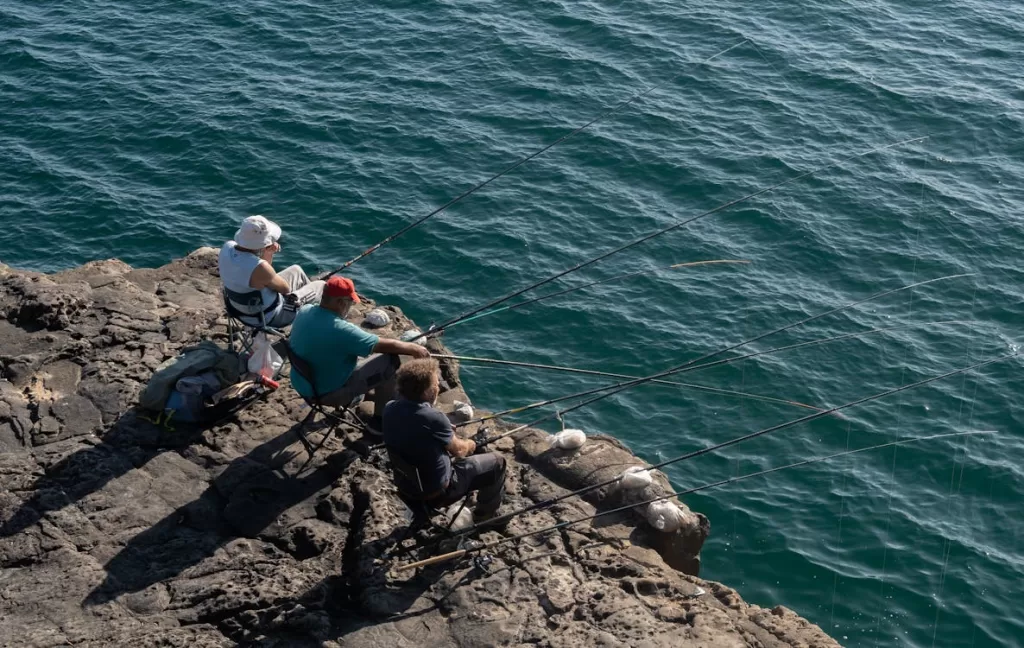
139 341 244 412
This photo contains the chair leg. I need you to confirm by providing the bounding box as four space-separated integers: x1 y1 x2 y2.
226 317 237 353
240 329 256 356
294 405 347 472
307 413 342 457
295 408 318 457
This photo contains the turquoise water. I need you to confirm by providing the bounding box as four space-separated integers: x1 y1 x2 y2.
2 1 1023 645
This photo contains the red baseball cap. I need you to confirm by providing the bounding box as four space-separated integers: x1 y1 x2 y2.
324 276 361 302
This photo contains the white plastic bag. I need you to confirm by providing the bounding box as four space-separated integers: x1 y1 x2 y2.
550 429 586 450
645 500 686 532
364 308 390 328
444 502 474 532
450 400 474 423
247 332 283 379
619 466 653 490
400 329 427 345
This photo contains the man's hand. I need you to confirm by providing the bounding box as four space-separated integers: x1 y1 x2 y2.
446 434 476 459
284 293 300 306
374 337 430 358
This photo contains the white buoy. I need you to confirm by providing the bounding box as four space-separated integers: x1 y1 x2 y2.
550 429 586 450
619 466 653 490
645 500 687 532
364 308 390 328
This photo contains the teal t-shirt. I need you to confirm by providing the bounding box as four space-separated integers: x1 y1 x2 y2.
288 305 380 398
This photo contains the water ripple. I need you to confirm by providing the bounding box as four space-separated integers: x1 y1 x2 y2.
2 1 1022 646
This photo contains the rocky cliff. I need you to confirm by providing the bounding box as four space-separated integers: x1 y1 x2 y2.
0 249 840 647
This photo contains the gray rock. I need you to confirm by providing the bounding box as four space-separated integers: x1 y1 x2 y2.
0 251 839 648
1 275 93 331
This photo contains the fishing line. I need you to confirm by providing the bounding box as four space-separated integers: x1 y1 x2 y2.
444 318 971 427
436 353 824 412
397 430 995 571
445 259 750 330
875 175 926 645
417 134 929 341
730 362 750 551
321 40 748 278
447 353 1013 541
931 286 980 645
828 417 854 629
460 310 973 435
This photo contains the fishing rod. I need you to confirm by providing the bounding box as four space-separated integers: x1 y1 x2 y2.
469 315 970 440
397 430 995 571
321 40 749 279
445 259 750 330
441 317 974 416
454 274 968 432
435 352 823 412
415 134 929 341
444 353 1011 542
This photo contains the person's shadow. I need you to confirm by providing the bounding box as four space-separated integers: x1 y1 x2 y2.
83 417 358 605
0 406 224 540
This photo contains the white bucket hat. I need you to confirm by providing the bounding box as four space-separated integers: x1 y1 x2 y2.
234 215 282 249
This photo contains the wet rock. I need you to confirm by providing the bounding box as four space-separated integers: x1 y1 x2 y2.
516 429 708 574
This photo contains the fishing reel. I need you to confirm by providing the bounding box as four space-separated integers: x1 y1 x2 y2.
457 539 493 571
471 426 492 452
471 553 494 572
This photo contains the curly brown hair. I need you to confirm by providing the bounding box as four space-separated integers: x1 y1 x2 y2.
396 358 440 401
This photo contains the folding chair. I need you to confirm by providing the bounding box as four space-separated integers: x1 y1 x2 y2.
278 337 364 459
222 287 284 355
384 447 469 557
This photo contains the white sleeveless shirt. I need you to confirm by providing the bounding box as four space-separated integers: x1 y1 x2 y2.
218 241 281 319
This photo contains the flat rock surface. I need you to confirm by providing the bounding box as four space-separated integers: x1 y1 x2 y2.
0 250 839 647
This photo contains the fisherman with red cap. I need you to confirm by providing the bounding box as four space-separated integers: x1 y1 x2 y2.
288 275 429 432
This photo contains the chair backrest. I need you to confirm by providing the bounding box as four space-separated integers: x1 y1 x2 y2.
279 338 321 403
386 446 428 497
223 287 269 328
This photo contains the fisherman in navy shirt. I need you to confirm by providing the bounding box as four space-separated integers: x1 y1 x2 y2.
382 358 506 522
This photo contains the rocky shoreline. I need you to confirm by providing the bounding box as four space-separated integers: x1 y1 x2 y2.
0 249 840 647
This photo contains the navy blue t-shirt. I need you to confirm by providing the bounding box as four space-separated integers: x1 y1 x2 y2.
382 398 453 493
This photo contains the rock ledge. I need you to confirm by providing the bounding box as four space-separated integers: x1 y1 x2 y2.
0 250 839 647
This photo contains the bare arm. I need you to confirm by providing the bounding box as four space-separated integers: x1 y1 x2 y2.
374 338 430 358
446 434 476 459
249 261 291 295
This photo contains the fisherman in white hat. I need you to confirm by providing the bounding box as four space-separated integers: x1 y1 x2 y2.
217 215 325 328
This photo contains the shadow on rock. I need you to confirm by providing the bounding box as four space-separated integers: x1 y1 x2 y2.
0 407 218 540
84 421 358 606
215 504 472 644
